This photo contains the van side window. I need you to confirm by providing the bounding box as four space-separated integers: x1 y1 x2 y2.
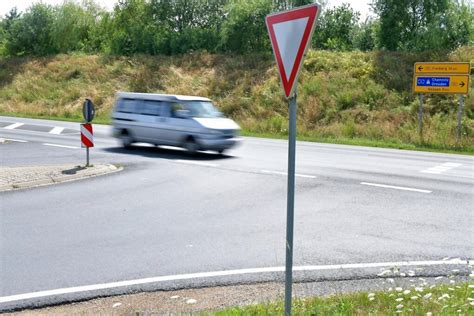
141 100 162 116
170 102 187 117
117 98 140 113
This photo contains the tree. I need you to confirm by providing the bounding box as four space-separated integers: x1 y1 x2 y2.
220 0 273 53
6 3 55 56
313 3 360 50
371 0 472 51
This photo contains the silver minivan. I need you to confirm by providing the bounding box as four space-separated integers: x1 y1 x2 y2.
111 92 241 154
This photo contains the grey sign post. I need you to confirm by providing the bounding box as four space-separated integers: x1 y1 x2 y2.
265 4 320 316
285 89 297 315
418 94 424 140
457 95 464 143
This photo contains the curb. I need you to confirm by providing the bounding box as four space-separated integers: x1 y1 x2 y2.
0 164 123 192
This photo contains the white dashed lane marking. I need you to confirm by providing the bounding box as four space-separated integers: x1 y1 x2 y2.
49 127 64 135
175 160 219 167
360 182 432 194
2 138 28 143
4 123 24 130
421 162 462 174
43 143 80 149
261 169 316 179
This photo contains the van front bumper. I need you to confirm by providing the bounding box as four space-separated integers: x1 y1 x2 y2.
197 137 242 150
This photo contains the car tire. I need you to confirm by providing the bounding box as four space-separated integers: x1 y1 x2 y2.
184 138 198 155
121 131 134 148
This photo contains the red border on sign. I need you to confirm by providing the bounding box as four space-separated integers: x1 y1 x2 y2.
266 4 319 98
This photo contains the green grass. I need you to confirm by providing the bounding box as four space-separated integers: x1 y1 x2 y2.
0 48 472 153
212 282 474 315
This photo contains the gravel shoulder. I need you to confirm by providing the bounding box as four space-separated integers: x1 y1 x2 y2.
0 163 122 191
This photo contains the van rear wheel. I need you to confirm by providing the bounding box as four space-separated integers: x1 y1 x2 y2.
184 138 198 155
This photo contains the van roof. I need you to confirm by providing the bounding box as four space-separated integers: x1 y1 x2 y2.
116 92 211 102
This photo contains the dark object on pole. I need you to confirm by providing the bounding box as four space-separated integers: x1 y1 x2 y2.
83 98 95 123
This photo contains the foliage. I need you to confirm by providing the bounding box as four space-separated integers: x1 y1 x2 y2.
372 0 473 51
313 3 360 51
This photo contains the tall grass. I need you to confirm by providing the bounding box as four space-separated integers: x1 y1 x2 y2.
0 47 472 151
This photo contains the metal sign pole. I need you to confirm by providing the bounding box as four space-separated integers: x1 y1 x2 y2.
284 89 297 316
86 147 90 167
418 94 424 140
457 94 464 143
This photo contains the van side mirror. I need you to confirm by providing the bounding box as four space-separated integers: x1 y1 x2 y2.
175 109 190 119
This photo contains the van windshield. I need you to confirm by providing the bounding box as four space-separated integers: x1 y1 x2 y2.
179 101 222 118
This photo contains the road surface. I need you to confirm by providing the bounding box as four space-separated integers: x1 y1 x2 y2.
1 116 473 310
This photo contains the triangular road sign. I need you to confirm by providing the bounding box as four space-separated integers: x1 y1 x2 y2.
266 4 320 98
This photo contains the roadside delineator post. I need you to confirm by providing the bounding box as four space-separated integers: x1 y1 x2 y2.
81 99 95 167
266 4 320 315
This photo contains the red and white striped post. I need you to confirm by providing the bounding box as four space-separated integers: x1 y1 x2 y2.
80 123 94 167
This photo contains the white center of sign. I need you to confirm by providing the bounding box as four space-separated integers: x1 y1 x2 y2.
273 17 309 80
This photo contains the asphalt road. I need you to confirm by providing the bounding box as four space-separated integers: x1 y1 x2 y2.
1 116 473 310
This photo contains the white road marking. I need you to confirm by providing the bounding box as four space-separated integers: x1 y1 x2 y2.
3 138 28 143
49 127 64 135
360 182 432 193
4 123 24 130
43 143 79 149
421 162 462 174
176 160 219 167
0 258 467 304
261 169 316 179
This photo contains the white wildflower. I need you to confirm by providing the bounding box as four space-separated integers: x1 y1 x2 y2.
396 304 404 309
450 280 456 284
411 296 418 300
368 293 375 298
426 312 432 316
408 270 415 276
186 298 197 304
170 295 179 299
415 287 424 292
369 297 375 301
468 284 474 289
423 293 432 299
395 287 403 292
403 290 411 295
396 298 404 302
448 288 455 291
438 294 450 300
387 278 394 283
112 303 122 308
435 276 443 280
388 287 393 292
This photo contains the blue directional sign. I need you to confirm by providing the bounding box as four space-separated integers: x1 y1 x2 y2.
416 77 450 87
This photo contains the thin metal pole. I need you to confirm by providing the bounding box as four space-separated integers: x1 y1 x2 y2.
418 94 424 141
285 91 297 316
457 95 464 143
86 147 90 167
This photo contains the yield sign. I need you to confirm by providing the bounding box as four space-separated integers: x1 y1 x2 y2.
266 4 320 98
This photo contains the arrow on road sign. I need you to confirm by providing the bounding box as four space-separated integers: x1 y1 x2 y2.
460 81 465 87
266 4 320 98
418 66 423 71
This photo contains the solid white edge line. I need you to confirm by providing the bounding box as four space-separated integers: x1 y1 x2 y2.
175 160 218 167
261 170 316 179
4 123 24 130
49 127 64 135
360 182 432 193
0 259 468 304
43 143 79 149
3 138 28 143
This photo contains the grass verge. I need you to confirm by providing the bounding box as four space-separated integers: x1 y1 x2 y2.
213 282 474 315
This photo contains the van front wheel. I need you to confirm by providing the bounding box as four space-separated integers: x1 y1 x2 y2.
120 131 134 148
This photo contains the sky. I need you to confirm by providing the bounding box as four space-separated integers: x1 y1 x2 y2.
0 0 373 19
